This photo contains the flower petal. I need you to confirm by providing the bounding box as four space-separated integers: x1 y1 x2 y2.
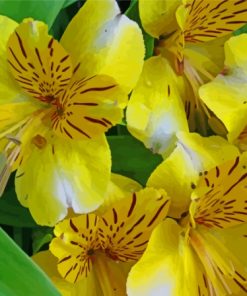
7 19 72 102
50 214 99 283
148 132 239 219
192 153 247 229
61 0 144 93
127 56 189 156
147 144 198 219
15 128 111 226
191 229 247 294
200 34 247 143
184 0 247 43
96 173 142 215
127 219 210 296
139 0 181 38
0 16 21 104
33 251 102 296
52 75 127 140
98 187 170 262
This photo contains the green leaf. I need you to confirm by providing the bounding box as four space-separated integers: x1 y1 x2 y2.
234 23 247 36
0 228 60 296
0 0 66 28
108 135 162 185
63 0 79 8
0 179 36 227
32 227 53 254
125 0 154 59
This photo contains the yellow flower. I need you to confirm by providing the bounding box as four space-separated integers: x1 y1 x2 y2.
200 34 247 152
127 139 247 295
0 0 144 226
33 176 170 296
127 0 247 148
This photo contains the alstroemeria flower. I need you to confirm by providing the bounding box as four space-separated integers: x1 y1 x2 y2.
200 34 247 152
128 152 247 295
33 184 170 295
0 0 144 225
127 0 247 148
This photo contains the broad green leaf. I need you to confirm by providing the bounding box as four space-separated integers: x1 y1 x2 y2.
107 135 162 185
0 0 66 28
32 228 53 254
0 228 60 296
0 177 36 227
125 0 154 59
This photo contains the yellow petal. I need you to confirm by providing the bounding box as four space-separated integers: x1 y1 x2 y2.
52 75 127 140
177 132 240 171
33 251 102 296
127 219 210 296
61 0 144 93
93 251 133 296
0 16 21 104
199 35 247 143
139 0 181 38
15 126 111 226
96 173 142 215
191 229 247 295
184 0 247 43
127 56 189 156
50 214 99 283
0 101 41 134
224 34 247 70
210 223 247 269
147 144 198 219
148 132 239 219
7 19 72 102
98 187 170 262
192 153 247 229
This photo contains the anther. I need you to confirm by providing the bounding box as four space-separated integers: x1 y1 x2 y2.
32 134 47 149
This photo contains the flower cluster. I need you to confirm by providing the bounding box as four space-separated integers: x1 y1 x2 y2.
2 0 247 295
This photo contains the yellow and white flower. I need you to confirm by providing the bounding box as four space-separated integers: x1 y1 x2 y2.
127 0 247 151
127 134 247 295
34 175 170 295
0 0 144 226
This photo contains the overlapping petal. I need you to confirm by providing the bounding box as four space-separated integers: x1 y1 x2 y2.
127 56 189 156
15 120 111 226
200 34 247 144
52 75 127 140
139 0 181 38
7 19 73 102
127 219 210 296
33 251 102 296
61 0 144 93
148 132 239 218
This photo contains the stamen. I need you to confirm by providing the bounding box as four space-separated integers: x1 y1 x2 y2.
184 58 212 120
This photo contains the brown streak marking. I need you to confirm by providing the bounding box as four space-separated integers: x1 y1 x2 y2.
58 255 72 264
70 219 79 232
9 47 27 71
35 48 43 66
224 173 247 196
127 193 137 217
84 116 107 127
112 208 118 224
66 119 91 139
80 85 116 95
126 215 145 235
15 32 27 58
147 200 169 227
